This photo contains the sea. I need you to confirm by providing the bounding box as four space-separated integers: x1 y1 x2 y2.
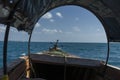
0 41 120 68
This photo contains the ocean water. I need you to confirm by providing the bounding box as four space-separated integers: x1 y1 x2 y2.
0 41 120 68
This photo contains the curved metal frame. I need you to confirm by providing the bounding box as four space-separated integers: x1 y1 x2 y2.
106 39 110 66
3 24 10 75
34 4 110 66
28 4 111 76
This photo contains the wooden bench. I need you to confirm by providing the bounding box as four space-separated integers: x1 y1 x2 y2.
22 78 46 80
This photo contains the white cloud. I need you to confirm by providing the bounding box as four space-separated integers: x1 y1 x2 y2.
56 12 63 18
33 31 41 34
42 28 62 34
0 29 3 32
0 25 6 32
73 26 80 32
42 12 55 23
75 17 79 21
42 28 57 33
97 28 100 32
10 28 17 32
0 24 18 33
35 23 41 28
42 12 52 19
0 27 5 30
50 19 54 22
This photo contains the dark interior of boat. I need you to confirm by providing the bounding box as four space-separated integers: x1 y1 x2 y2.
0 54 120 80
27 54 100 80
31 61 97 80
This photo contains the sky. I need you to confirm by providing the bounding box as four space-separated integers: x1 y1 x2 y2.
0 6 107 42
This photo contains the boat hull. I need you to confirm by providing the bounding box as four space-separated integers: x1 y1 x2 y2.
0 54 120 80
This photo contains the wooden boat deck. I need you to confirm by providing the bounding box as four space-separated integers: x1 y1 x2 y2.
0 53 120 80
22 78 46 80
29 54 104 67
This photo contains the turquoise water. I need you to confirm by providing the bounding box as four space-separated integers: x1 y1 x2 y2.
0 41 120 68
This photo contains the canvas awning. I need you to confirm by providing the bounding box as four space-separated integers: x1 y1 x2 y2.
0 0 120 42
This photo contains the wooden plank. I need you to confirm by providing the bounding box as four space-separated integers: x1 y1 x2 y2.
0 59 26 80
21 78 46 80
94 65 120 80
0 68 3 80
105 65 120 80
30 54 103 67
8 60 26 80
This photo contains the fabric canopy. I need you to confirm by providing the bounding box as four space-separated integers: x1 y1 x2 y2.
0 0 120 42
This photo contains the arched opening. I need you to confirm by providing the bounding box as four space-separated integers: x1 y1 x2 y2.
1 1 120 80
31 5 107 61
28 6 109 80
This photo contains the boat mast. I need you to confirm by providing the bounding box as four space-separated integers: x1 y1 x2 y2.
53 40 59 50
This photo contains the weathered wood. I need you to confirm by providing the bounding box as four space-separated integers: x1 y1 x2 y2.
1 53 120 80
94 65 120 80
105 65 120 80
0 59 26 80
30 54 103 67
8 59 26 80
21 78 46 80
0 68 3 80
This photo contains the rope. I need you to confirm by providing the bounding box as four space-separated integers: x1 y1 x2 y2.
64 54 67 80
27 33 36 78
2 75 9 80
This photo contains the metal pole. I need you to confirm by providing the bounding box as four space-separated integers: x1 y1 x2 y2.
28 33 32 60
105 39 110 66
3 24 10 75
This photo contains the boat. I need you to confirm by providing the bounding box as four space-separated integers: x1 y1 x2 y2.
0 40 120 80
0 0 120 80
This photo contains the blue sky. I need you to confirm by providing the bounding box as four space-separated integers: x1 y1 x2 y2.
0 6 107 42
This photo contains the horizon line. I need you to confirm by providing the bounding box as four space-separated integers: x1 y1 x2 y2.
0 40 107 43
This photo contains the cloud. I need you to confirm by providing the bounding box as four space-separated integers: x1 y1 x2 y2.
33 31 41 34
10 28 18 32
0 24 18 33
42 12 55 23
42 28 62 34
42 12 52 19
35 23 41 28
0 25 6 32
73 26 80 32
75 17 79 21
50 19 54 22
0 29 3 32
56 12 63 18
97 28 100 32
